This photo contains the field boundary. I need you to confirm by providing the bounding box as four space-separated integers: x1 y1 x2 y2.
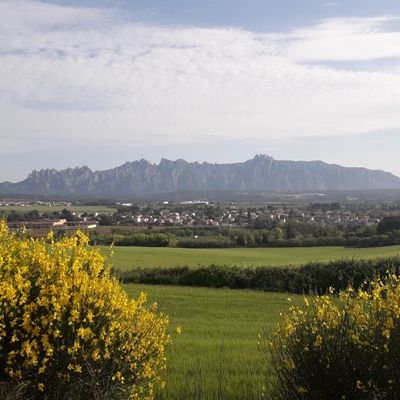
115 256 400 293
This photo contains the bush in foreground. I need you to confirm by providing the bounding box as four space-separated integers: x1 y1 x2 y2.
0 221 170 400
261 276 400 399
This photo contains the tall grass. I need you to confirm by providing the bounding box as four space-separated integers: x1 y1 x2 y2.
104 245 400 270
124 284 303 399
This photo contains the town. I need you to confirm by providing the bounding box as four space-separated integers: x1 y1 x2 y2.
2 198 400 246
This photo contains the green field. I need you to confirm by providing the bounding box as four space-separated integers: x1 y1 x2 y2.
125 284 302 400
105 245 400 270
107 245 400 398
0 205 116 214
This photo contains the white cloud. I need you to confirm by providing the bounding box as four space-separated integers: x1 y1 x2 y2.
0 0 400 156
279 16 400 61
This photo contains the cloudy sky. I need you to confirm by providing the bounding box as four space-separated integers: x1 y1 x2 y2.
1 0 400 181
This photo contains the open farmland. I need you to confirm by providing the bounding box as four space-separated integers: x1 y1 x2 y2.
105 245 400 271
0 205 117 214
124 284 303 400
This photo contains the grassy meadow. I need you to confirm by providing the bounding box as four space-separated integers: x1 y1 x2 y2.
106 245 400 270
116 245 400 399
125 284 303 400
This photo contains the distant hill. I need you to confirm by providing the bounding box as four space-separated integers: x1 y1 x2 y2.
1 155 400 198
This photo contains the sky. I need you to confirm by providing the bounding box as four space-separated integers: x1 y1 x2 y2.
1 0 400 181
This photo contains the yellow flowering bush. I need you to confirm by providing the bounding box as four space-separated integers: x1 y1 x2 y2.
262 277 400 399
0 221 169 399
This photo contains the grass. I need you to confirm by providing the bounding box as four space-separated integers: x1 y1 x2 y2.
105 245 400 271
124 284 302 400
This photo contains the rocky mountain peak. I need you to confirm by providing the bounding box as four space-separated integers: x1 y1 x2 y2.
2 155 400 198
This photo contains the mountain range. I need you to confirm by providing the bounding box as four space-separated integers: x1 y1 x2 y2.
1 155 400 199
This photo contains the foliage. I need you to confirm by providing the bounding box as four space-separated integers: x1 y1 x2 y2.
0 221 169 399
114 233 176 247
177 236 233 248
116 257 400 294
262 276 400 399
91 232 176 247
90 227 400 248
377 216 400 234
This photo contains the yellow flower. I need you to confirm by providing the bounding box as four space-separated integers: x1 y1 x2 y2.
0 221 170 398
297 386 307 394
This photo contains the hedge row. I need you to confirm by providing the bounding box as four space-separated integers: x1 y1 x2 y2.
92 232 400 248
92 233 175 247
115 256 400 294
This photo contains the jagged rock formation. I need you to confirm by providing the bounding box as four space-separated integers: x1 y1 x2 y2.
1 155 400 198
